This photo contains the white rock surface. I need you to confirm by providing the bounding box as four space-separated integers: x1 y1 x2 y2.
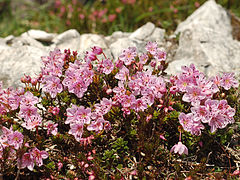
26 29 56 42
52 29 80 45
110 38 146 60
166 0 240 77
175 0 232 37
0 46 47 88
129 22 156 40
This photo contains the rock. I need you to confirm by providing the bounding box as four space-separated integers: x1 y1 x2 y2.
26 29 56 42
146 27 165 43
105 31 131 45
129 22 155 40
4 35 15 44
110 38 146 61
52 29 80 45
175 0 232 37
78 34 108 52
166 0 240 77
0 46 47 88
11 33 45 49
53 37 81 52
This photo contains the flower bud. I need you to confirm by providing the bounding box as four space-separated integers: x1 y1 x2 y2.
92 46 103 55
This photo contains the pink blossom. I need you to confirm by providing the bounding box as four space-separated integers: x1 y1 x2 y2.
133 98 148 112
22 115 42 130
19 105 38 120
69 123 84 141
8 131 24 150
92 46 103 55
30 147 48 167
98 58 114 75
182 86 206 106
18 152 34 171
119 47 137 66
139 53 148 65
170 142 188 155
154 48 166 62
179 113 194 132
115 66 129 81
87 118 105 132
108 14 116 22
220 72 239 90
85 51 97 61
145 41 158 54
66 105 91 125
46 121 58 136
20 91 39 106
42 76 63 98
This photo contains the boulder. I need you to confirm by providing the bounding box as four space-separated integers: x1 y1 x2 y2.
129 22 155 40
175 0 232 37
0 46 47 88
52 29 80 45
166 0 240 78
110 38 146 61
26 29 56 42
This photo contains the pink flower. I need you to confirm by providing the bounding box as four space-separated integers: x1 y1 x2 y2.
42 76 63 98
18 152 34 171
20 91 39 106
154 48 166 62
220 72 239 90
46 121 58 136
19 105 38 120
98 58 114 75
22 115 42 130
57 161 63 171
179 113 193 132
92 46 103 55
145 41 158 54
85 51 97 61
182 86 206 106
139 53 148 65
30 147 48 167
108 14 116 22
133 98 148 112
66 105 92 125
170 142 188 155
115 66 129 81
87 118 105 132
8 131 24 149
119 47 137 66
69 123 84 141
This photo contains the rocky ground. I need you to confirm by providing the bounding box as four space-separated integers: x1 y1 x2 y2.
0 0 240 88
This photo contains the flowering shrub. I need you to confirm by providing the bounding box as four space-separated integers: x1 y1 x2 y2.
0 42 240 179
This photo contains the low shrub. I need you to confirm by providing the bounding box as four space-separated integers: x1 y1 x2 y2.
0 42 240 179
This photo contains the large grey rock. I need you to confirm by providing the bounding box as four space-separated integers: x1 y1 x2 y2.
78 34 108 52
11 34 45 49
175 0 232 37
110 38 146 61
129 22 156 40
166 0 240 77
26 29 56 42
105 31 131 45
0 46 47 88
52 29 80 45
146 27 165 43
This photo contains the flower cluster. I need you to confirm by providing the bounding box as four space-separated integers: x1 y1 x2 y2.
0 41 238 178
18 91 42 130
18 147 48 171
169 64 238 136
